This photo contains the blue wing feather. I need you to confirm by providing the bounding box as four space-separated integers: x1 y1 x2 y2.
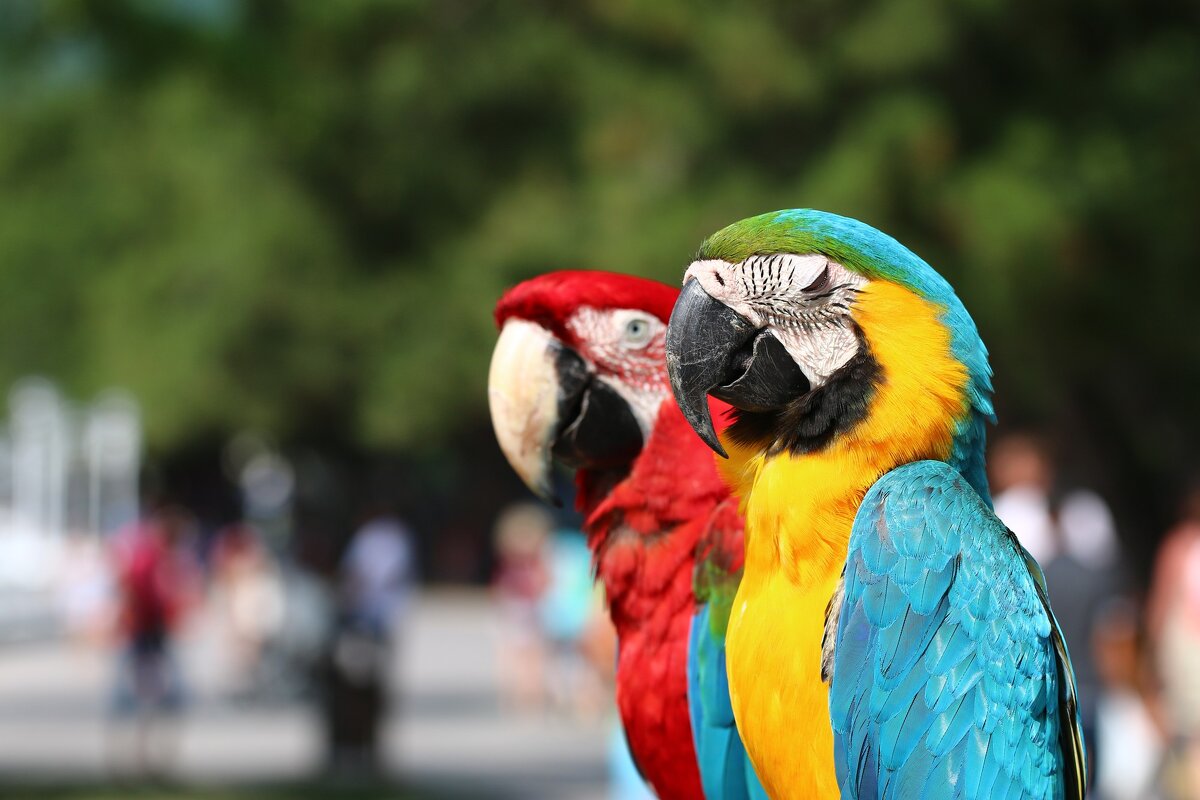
687 605 768 799
829 460 1086 800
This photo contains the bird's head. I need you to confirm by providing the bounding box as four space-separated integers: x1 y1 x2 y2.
666 209 995 490
489 270 679 505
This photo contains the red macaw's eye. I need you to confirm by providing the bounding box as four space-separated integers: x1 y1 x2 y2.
625 318 650 343
802 263 831 294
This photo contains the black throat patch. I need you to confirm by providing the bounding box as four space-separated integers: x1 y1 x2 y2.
726 336 882 457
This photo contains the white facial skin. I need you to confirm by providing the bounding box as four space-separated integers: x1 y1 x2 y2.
683 254 867 387
564 306 671 437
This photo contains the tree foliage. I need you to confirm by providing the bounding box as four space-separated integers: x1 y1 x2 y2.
0 0 1197 548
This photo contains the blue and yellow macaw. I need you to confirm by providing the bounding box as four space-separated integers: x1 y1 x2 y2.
664 210 1085 799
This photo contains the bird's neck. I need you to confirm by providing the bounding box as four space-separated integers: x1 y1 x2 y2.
582 402 730 623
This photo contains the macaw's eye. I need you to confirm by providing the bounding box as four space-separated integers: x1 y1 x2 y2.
624 317 652 345
802 264 832 295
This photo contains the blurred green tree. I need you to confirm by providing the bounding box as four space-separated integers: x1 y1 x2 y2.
0 0 1197 559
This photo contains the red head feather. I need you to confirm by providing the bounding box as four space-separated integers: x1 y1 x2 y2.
495 270 679 348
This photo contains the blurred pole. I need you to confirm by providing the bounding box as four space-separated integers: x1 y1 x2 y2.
10 378 69 541
0 435 12 529
82 390 142 536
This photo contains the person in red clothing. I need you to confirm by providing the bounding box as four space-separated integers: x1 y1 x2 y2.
108 503 197 775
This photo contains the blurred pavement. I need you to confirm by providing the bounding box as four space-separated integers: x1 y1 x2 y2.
0 589 610 800
389 591 611 800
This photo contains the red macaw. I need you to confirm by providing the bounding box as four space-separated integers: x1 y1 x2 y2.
488 271 764 799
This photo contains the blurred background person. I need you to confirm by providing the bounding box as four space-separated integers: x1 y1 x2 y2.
1045 488 1127 784
538 524 605 718
1148 478 1200 799
209 520 286 699
106 501 199 776
491 502 552 711
1092 597 1164 800
990 433 1057 564
324 501 416 773
340 501 417 645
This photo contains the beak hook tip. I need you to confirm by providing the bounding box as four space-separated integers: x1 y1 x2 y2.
699 426 729 459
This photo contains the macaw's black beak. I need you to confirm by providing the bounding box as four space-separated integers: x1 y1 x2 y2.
665 279 810 458
489 319 642 505
549 346 643 472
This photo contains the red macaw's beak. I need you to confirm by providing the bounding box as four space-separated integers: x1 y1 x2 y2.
488 318 643 506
